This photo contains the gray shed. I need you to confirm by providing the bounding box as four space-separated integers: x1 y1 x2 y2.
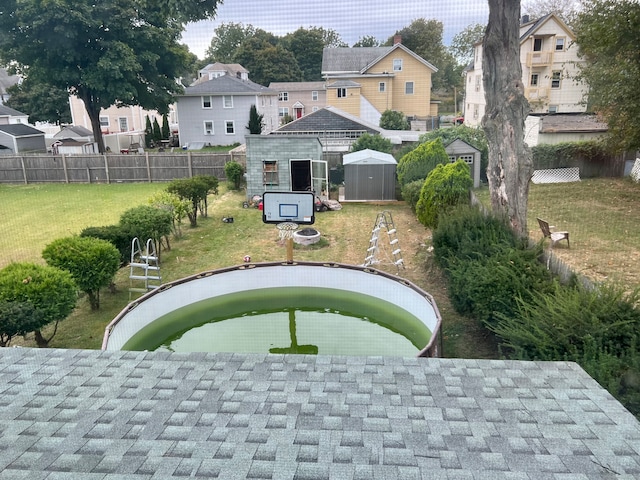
343 149 397 201
444 139 482 188
0 124 46 154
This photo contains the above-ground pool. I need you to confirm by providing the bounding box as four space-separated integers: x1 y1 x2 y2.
103 262 442 357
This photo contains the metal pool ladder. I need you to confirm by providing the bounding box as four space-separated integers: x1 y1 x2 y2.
363 211 404 271
129 237 162 299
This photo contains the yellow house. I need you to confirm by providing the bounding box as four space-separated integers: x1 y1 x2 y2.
321 41 438 126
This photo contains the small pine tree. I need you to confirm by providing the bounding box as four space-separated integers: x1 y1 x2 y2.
161 114 170 140
152 117 162 144
247 105 264 134
144 115 153 148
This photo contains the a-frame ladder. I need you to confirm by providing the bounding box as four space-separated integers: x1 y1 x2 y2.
129 237 161 299
363 211 404 271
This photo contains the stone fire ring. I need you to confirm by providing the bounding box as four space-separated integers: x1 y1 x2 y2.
293 228 321 245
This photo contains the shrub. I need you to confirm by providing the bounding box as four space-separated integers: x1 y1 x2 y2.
80 225 131 265
350 133 393 153
147 191 191 238
224 161 245 190
0 301 44 346
0 262 77 347
401 179 425 212
416 160 473 228
432 205 520 269
446 245 554 327
396 138 449 187
167 175 218 227
380 109 410 130
42 236 121 310
120 205 172 250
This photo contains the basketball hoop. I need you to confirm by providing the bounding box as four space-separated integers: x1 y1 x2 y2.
276 222 299 243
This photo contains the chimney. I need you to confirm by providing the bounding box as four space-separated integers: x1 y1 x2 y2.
521 14 530 24
394 35 402 45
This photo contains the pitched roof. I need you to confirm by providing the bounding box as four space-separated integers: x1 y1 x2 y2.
182 75 276 96
0 104 27 117
343 149 397 165
519 13 576 42
269 81 326 92
273 107 380 134
54 125 94 138
0 124 43 137
322 44 438 76
0 348 639 478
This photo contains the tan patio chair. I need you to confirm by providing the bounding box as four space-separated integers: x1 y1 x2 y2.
537 218 570 248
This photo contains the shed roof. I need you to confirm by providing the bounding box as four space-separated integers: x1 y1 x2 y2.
0 348 638 478
343 148 397 165
0 124 44 137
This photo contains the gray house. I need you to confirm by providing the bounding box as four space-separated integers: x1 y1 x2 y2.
245 135 327 199
176 75 278 149
0 124 46 153
444 138 482 188
343 149 397 201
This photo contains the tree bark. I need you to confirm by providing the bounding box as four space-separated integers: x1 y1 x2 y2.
78 88 107 154
482 0 533 239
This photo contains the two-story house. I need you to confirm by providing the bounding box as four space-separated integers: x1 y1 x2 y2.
176 70 278 148
464 14 588 127
321 39 438 127
268 82 327 122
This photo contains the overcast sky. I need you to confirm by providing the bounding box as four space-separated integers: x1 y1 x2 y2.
181 0 490 59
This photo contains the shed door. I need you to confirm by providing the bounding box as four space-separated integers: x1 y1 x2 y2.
289 159 328 196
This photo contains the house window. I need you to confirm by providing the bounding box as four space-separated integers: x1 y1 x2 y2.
225 121 235 134
312 106 318 112
312 91 318 101
263 160 278 186
99 116 109 127
530 74 539 86
203 121 214 135
118 117 128 132
379 82 386 93
202 96 212 108
223 95 233 108
551 71 561 88
555 37 565 51
533 38 543 51
548 105 558 113
405 82 414 95
393 59 402 71
278 107 289 118
337 88 347 98
279 92 288 101
475 75 481 92
473 105 479 119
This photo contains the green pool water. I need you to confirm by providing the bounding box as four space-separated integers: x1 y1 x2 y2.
123 287 432 356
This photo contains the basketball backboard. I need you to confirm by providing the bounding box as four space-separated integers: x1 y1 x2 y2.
262 191 315 225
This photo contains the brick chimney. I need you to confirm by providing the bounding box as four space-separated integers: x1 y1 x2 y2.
393 35 402 45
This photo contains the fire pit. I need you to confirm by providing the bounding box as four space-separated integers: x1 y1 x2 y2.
293 228 321 246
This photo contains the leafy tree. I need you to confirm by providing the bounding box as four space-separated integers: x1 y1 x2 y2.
353 36 381 47
247 104 264 134
316 27 348 48
205 22 257 62
0 262 77 348
449 24 486 65
224 161 245 190
350 133 393 153
416 160 473 228
0 301 44 347
483 0 533 238
522 0 580 26
396 138 449 187
148 191 191 238
5 77 72 125
281 28 326 82
42 236 120 310
0 0 222 153
573 0 640 151
380 110 410 130
234 39 302 86
120 205 173 252
167 176 218 227
161 114 170 140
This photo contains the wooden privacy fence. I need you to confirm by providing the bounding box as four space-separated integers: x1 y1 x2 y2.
0 152 247 184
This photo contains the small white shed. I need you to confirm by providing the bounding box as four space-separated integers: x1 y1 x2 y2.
343 149 397 201
444 139 482 188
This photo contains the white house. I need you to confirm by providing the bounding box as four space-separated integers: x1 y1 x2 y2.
464 14 588 127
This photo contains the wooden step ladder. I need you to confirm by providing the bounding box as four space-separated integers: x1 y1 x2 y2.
129 237 161 299
363 211 404 271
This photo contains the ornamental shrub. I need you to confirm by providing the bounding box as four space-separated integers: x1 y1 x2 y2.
43 236 121 310
167 175 218 227
350 133 393 153
0 301 44 347
379 109 410 130
147 191 191 238
401 179 425 212
416 160 473 228
396 138 448 187
0 262 77 347
120 205 172 251
224 161 245 190
80 225 131 265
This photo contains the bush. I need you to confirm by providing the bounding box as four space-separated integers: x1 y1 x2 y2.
350 133 393 153
396 138 449 187
401 179 425 212
167 175 218 227
0 262 77 347
446 245 554 327
224 161 245 190
0 301 44 346
147 191 191 238
432 205 520 269
43 236 121 310
380 109 410 130
80 225 131 265
120 205 172 250
416 160 473 228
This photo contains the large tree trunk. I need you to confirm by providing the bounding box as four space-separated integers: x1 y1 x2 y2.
482 0 533 239
78 88 107 154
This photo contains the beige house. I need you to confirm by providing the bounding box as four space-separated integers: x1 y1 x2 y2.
268 81 326 123
321 40 438 127
464 14 588 127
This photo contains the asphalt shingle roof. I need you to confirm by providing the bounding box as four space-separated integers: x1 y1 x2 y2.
274 108 379 134
183 75 276 96
0 124 43 137
0 348 639 479
322 47 394 74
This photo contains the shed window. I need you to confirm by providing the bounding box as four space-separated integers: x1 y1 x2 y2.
263 160 278 186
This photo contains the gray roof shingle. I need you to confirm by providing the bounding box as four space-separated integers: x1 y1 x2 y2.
183 75 276 96
0 124 43 137
0 348 638 479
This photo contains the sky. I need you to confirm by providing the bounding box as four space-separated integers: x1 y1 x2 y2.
181 0 490 59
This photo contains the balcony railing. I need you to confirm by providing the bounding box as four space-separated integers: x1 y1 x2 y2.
527 50 554 67
525 86 550 101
